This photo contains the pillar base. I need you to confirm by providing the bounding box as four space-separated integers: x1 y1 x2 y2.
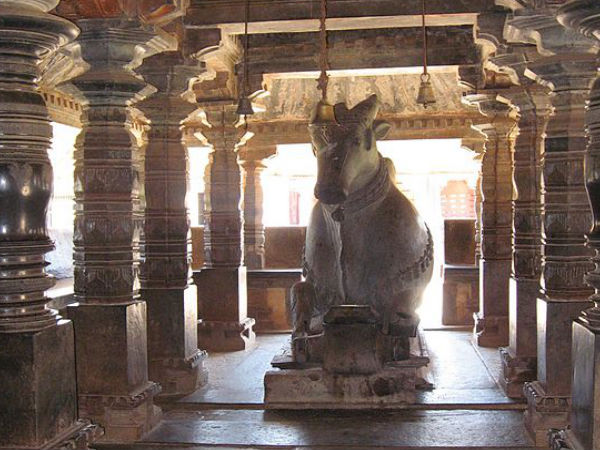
78 382 162 443
198 317 256 352
548 428 583 450
145 287 208 397
151 350 208 398
473 312 509 347
524 380 570 447
498 347 536 399
0 320 79 449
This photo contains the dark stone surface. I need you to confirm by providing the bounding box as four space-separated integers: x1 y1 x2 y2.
0 320 78 448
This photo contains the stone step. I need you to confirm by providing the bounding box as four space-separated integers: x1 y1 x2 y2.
96 408 543 450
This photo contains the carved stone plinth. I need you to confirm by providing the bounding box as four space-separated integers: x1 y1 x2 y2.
137 51 208 396
67 302 161 441
524 380 571 447
265 306 430 409
523 298 590 445
194 267 256 351
474 259 511 347
0 1 92 448
60 17 174 441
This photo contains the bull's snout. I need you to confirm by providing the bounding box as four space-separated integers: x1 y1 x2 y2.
314 184 347 204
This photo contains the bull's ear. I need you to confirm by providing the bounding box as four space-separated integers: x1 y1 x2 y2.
373 121 391 140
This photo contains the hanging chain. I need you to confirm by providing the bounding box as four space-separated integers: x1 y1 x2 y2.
316 0 329 101
421 0 428 77
243 0 250 95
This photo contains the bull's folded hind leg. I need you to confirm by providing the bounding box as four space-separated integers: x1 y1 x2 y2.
289 281 318 338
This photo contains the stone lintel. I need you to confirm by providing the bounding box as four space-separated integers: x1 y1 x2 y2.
185 0 495 31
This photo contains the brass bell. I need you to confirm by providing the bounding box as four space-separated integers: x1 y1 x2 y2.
236 95 254 116
313 100 337 124
416 73 436 108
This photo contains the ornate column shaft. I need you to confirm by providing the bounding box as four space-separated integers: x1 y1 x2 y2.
466 93 517 348
0 2 96 448
137 51 207 397
62 18 173 441
192 104 256 351
239 143 277 269
519 54 597 445
549 4 600 449
497 83 551 398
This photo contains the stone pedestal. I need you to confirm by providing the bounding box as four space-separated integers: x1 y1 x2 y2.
60 18 173 441
441 265 479 326
0 1 99 448
194 105 255 351
137 51 208 396
67 302 161 441
194 267 255 351
265 306 430 409
523 298 590 446
474 259 511 347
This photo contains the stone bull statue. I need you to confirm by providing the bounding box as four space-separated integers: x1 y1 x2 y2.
290 95 433 361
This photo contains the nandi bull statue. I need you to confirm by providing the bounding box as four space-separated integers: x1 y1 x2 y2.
265 95 434 408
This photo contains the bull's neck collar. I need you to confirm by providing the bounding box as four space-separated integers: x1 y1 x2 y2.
329 157 391 222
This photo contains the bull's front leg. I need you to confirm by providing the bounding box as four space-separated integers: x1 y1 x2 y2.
289 281 317 338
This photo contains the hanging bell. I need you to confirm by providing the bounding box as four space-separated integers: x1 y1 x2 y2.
312 100 337 124
416 73 436 108
236 95 254 116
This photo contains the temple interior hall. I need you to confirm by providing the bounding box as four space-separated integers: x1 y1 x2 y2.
2 1 600 450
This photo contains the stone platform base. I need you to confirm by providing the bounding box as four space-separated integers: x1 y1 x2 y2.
265 362 427 409
264 330 431 409
442 265 478 325
523 380 570 447
473 313 509 348
498 347 536 399
151 350 209 398
198 317 256 352
79 382 162 443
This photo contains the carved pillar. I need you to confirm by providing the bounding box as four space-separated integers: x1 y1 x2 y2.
239 143 277 269
465 93 517 348
516 55 597 445
496 84 551 398
192 105 256 351
0 2 99 448
63 19 172 441
137 52 208 396
548 4 600 449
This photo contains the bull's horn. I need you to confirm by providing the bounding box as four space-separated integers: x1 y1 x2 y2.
334 94 380 126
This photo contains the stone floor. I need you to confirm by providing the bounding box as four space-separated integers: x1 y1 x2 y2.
97 331 543 450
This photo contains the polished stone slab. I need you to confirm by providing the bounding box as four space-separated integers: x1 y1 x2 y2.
138 409 533 448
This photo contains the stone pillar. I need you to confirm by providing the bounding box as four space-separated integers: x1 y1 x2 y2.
193 105 256 351
63 19 172 441
522 55 597 446
497 84 551 398
548 4 600 449
239 143 277 270
0 2 94 448
137 52 208 396
465 93 517 348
